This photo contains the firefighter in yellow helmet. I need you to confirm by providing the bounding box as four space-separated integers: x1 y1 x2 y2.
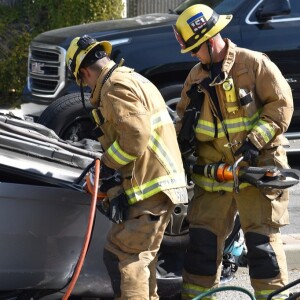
173 4 293 300
66 35 188 299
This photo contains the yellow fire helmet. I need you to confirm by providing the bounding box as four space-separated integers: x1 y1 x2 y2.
173 4 232 54
66 35 112 85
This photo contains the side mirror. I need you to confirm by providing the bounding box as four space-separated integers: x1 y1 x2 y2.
256 0 291 21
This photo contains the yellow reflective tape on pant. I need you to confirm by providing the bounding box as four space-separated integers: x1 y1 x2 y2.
182 283 217 300
107 140 137 166
255 289 290 300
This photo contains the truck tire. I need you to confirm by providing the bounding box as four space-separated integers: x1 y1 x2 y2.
159 83 183 122
37 93 95 141
38 83 183 141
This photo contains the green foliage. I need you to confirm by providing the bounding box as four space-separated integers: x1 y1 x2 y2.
22 0 124 34
0 0 124 107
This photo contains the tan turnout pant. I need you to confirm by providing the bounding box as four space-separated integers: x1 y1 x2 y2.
182 185 289 300
104 192 175 300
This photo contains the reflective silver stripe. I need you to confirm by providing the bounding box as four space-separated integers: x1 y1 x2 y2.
126 173 186 204
107 140 137 166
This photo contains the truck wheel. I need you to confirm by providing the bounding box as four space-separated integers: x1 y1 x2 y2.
37 93 95 141
159 83 183 122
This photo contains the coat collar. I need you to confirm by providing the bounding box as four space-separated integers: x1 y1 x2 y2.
90 60 117 107
210 38 236 86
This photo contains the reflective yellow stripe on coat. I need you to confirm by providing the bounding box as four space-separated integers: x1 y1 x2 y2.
126 174 187 204
194 111 263 192
195 111 260 137
107 140 137 166
148 110 178 173
126 109 186 204
253 119 276 144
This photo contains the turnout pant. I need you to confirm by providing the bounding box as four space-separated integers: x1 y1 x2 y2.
103 192 175 300
182 185 289 300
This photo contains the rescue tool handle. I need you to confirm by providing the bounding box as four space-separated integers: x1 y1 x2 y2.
192 164 206 176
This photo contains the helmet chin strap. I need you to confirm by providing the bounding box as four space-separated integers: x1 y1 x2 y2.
206 40 213 78
80 80 94 124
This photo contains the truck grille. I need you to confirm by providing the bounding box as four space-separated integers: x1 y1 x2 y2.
28 43 66 98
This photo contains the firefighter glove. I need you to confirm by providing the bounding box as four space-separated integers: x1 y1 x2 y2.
100 172 123 193
100 163 116 180
97 193 129 224
234 138 259 166
99 163 123 193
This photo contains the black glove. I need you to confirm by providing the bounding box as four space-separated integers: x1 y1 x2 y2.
99 163 123 193
97 193 129 224
100 163 116 180
99 172 123 193
234 138 259 166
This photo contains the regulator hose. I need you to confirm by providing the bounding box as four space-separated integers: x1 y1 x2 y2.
192 286 256 300
62 158 101 300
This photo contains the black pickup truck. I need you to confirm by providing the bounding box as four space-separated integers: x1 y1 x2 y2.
22 0 300 140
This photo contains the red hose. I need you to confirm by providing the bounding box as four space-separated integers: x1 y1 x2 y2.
62 158 101 300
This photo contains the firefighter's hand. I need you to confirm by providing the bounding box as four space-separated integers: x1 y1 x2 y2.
100 163 116 180
108 193 129 224
97 192 129 224
100 172 123 193
234 138 259 166
99 163 122 193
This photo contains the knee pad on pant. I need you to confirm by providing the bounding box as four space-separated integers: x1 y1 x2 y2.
184 228 217 276
103 248 121 297
245 232 280 279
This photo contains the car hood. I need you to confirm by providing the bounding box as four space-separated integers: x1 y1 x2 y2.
33 13 178 46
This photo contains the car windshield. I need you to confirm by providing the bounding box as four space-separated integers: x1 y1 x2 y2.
173 0 244 15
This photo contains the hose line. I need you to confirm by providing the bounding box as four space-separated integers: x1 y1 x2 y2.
62 158 100 300
192 286 256 300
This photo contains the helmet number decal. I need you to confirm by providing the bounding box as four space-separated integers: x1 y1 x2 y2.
187 13 207 33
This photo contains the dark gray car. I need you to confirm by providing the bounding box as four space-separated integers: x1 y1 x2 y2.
0 113 192 299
